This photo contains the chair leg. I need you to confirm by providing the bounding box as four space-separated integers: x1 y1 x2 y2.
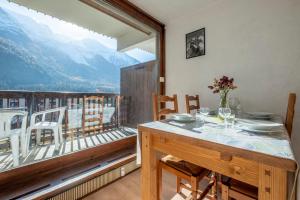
10 134 19 167
191 176 198 200
21 129 27 158
158 162 162 200
42 130 46 144
176 177 181 193
36 129 41 145
25 128 32 156
221 183 229 200
53 128 60 151
211 172 218 199
59 125 63 143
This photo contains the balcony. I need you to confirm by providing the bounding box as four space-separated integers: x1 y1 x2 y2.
0 91 136 197
0 90 137 172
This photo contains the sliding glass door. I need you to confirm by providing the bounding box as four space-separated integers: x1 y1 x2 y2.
0 0 163 173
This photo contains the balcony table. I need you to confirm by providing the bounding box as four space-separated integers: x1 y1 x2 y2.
138 117 297 200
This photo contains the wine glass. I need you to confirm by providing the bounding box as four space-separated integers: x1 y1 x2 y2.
229 97 241 115
219 107 231 127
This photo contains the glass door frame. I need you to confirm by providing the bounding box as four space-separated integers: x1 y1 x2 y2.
80 0 166 98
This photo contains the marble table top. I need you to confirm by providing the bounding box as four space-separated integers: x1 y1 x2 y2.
139 116 295 161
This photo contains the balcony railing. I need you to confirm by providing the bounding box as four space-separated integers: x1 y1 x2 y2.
0 90 134 171
0 90 129 132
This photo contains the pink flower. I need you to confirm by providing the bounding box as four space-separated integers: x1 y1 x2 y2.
208 75 237 94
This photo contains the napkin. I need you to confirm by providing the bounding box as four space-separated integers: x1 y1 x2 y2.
169 121 185 127
204 116 223 124
193 123 222 133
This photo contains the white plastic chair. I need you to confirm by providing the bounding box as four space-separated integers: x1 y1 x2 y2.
26 107 66 153
0 110 28 167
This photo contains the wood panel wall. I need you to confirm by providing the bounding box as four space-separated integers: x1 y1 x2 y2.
121 61 158 127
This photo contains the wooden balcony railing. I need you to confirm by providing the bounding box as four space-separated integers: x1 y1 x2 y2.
0 90 129 135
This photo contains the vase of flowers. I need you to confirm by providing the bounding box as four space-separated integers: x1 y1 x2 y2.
208 76 237 108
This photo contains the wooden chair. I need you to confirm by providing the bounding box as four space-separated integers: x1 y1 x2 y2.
82 96 104 135
153 94 216 200
221 179 257 200
152 94 178 121
185 95 200 113
221 93 297 200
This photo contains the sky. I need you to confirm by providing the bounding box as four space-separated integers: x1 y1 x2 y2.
0 0 155 62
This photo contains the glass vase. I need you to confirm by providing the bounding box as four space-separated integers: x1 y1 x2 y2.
219 90 229 108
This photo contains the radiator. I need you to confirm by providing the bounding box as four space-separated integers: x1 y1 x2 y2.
48 160 138 200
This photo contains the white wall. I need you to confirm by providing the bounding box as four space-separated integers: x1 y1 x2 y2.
165 0 300 194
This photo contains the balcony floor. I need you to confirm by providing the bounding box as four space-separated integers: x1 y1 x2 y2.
0 127 137 171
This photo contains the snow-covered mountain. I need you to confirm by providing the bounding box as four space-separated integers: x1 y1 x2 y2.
0 7 140 93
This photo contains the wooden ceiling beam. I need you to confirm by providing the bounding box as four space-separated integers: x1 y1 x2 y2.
80 0 152 35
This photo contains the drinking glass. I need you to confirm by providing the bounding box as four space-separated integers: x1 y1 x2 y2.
227 114 236 128
219 108 231 127
200 107 210 116
196 107 210 122
195 109 202 121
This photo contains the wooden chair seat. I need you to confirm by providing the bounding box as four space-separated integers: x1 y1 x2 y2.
227 179 258 199
162 155 206 176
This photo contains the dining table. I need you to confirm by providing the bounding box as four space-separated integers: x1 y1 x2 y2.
137 114 298 200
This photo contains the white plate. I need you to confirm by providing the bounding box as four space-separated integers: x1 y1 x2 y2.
236 119 283 131
242 126 282 134
171 114 195 122
246 112 274 119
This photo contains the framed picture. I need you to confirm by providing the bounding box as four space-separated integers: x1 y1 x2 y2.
186 28 205 59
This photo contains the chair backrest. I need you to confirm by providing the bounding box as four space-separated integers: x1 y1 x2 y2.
57 107 66 125
82 96 104 134
185 95 200 114
0 111 28 139
285 93 296 138
30 107 66 126
152 94 178 121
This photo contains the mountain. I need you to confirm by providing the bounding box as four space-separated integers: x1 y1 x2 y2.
0 6 141 92
0 7 31 45
0 38 54 89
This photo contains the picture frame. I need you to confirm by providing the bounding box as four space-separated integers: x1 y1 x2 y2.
186 28 205 59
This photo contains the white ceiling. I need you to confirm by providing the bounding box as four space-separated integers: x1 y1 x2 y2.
10 0 155 52
128 0 218 24
11 0 132 38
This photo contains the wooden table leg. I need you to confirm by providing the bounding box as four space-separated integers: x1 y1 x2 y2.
141 131 159 200
259 163 287 200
